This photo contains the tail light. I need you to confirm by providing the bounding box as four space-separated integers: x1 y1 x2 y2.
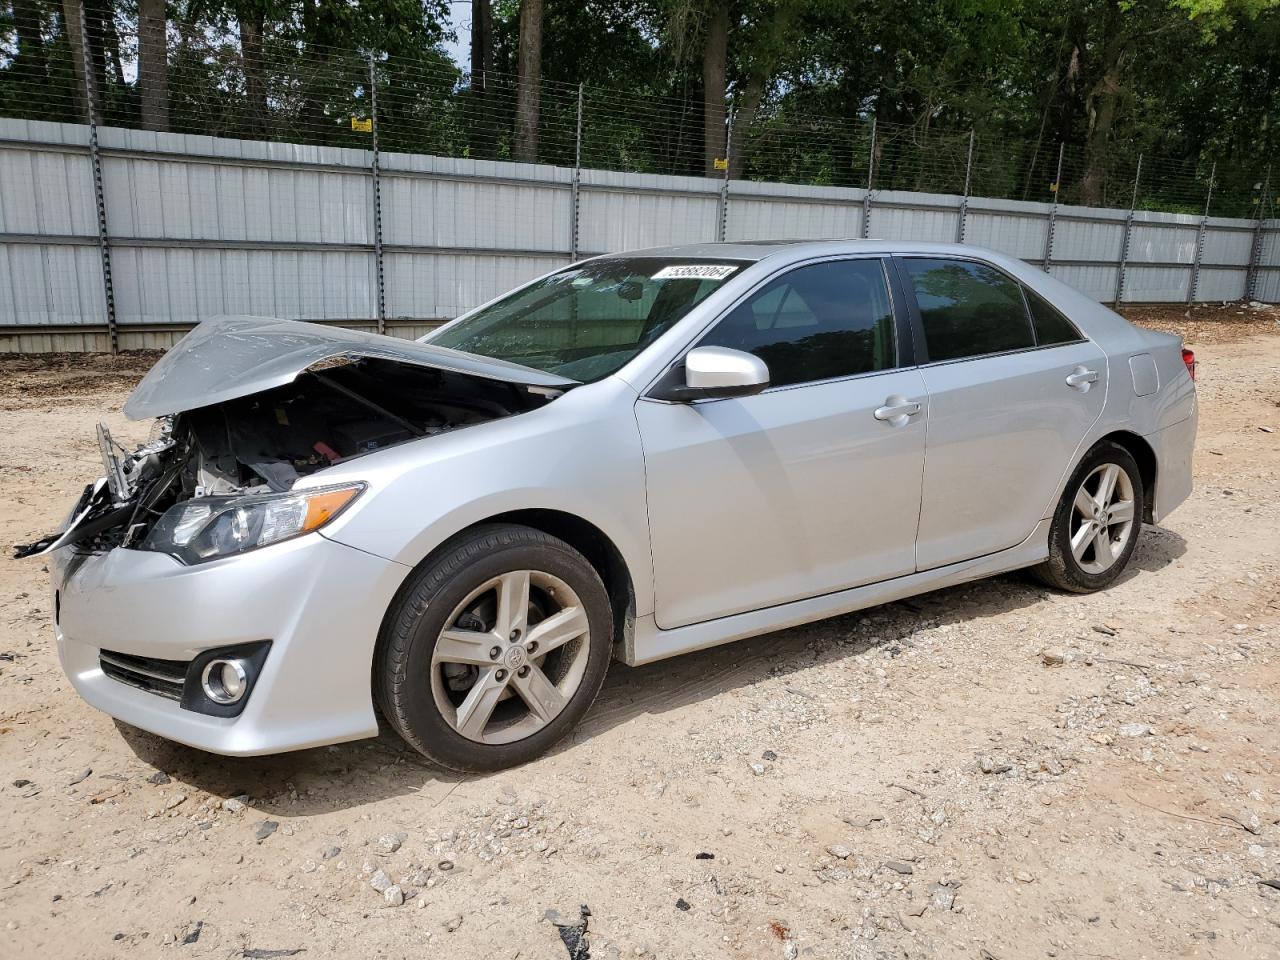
1181 348 1197 381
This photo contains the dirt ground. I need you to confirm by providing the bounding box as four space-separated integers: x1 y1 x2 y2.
1 304 1279 960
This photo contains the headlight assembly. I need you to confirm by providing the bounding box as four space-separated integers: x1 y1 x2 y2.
142 483 365 564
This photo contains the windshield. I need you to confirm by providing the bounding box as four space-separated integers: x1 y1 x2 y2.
424 257 749 382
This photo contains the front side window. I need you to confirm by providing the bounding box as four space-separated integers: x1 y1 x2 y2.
696 258 896 388
426 258 748 382
901 258 1035 362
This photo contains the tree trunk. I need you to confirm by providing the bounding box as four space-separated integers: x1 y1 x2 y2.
101 3 125 87
728 73 767 179
138 0 169 131
1021 19 1071 200
12 0 46 88
701 4 728 177
512 0 543 163
721 0 796 179
238 8 268 135
1079 4 1126 205
61 0 96 123
469 0 494 157
471 0 493 85
298 0 336 142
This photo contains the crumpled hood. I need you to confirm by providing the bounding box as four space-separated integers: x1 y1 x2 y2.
123 315 577 420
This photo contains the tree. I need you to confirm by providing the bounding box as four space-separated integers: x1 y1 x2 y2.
233 0 270 135
11 0 48 91
725 0 802 176
59 0 114 124
0 0 1274 213
701 4 728 175
513 0 543 162
471 0 494 84
138 0 169 130
469 0 494 156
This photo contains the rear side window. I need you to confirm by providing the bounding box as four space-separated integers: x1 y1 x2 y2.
1023 285 1083 346
698 259 896 388
901 258 1034 362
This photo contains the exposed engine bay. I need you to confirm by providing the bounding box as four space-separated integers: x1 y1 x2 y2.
13 358 555 560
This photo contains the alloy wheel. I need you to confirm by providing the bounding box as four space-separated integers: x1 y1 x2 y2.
1069 462 1137 575
430 569 591 745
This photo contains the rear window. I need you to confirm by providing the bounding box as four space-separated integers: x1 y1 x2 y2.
1024 285 1084 346
901 258 1035 362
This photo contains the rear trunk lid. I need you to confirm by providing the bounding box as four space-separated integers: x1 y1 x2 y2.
124 315 577 420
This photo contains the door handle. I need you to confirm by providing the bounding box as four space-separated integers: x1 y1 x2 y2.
874 397 921 423
1065 367 1098 389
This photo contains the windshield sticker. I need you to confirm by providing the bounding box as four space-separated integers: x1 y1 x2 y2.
652 264 737 281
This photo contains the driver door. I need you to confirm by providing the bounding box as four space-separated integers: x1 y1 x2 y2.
634 257 929 629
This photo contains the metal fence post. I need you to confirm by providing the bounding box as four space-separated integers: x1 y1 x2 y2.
1042 142 1065 272
716 110 733 243
570 83 583 261
1245 164 1272 302
1187 161 1215 304
368 55 386 335
956 129 974 243
79 2 117 353
1113 153 1143 306
861 116 877 239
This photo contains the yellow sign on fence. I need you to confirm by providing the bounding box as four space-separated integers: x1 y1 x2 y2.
351 117 373 133
713 157 728 171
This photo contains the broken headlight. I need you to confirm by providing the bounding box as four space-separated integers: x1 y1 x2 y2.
141 483 365 564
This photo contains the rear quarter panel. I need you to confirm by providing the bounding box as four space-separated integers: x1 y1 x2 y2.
980 250 1197 518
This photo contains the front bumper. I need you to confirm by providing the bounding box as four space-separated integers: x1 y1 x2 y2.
52 534 409 756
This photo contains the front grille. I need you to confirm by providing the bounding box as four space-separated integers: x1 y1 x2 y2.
99 650 189 702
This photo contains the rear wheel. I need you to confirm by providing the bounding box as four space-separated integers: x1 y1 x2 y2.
376 524 613 771
1032 442 1145 593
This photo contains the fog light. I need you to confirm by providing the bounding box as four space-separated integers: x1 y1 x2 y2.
201 658 248 704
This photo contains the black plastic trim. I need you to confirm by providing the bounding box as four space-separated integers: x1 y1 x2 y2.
100 650 187 701
647 361 771 402
180 641 273 718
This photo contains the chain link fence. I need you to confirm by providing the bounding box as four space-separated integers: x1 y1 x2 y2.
0 17 1277 353
2 19 1275 222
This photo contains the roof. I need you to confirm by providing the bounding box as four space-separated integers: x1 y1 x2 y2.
613 239 1002 264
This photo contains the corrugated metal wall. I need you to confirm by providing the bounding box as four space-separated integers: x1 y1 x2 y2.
0 117 1276 353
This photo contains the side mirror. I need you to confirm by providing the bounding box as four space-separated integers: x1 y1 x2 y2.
649 346 770 402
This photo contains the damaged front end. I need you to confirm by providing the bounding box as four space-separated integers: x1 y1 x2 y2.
13 421 183 559
14 316 575 564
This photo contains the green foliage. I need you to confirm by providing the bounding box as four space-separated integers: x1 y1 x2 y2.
0 0 1274 214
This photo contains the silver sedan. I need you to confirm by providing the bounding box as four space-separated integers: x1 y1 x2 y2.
20 241 1198 770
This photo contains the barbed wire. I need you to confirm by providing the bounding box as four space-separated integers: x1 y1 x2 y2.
0 20 1274 221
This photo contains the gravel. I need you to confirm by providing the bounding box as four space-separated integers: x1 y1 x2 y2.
1 314 1278 960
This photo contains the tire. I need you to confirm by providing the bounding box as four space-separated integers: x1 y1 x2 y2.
375 523 613 772
1032 442 1145 594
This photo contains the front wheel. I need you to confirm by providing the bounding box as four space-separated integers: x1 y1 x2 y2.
1032 442 1145 593
375 524 613 772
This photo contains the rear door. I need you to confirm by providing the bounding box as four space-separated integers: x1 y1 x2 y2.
895 256 1108 571
636 256 928 629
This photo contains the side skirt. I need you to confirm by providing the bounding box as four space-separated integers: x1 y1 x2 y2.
622 520 1051 667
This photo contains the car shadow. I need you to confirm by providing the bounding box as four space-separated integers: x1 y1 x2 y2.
114 525 1186 813
574 523 1185 743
